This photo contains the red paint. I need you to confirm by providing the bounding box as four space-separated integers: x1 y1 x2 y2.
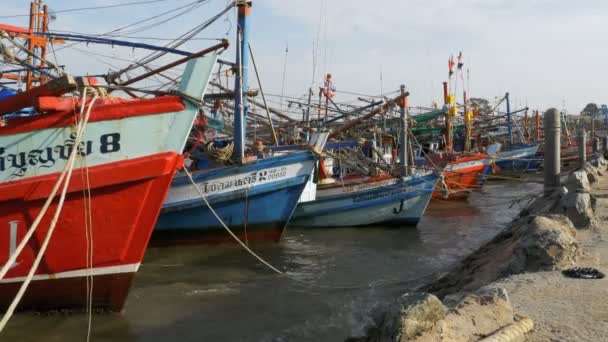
0 24 29 34
429 153 489 200
152 224 283 246
0 273 134 312
0 76 78 116
0 152 181 311
0 96 185 135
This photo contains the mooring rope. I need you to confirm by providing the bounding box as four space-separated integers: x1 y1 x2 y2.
182 168 283 274
0 88 91 281
0 92 98 333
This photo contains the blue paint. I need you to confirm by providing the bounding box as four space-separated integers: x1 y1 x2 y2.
291 172 438 227
495 143 541 173
232 2 251 163
0 88 17 100
157 178 307 235
156 152 316 240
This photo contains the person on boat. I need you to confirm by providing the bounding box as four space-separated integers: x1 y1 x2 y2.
320 73 336 98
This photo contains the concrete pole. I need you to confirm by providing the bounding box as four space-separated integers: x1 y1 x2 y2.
578 130 587 167
593 137 600 154
544 108 561 193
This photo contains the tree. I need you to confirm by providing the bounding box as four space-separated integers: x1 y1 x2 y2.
469 98 492 115
581 103 599 117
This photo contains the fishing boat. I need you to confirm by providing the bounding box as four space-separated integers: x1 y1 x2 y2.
290 171 438 227
428 152 491 200
494 143 541 173
155 0 317 244
290 86 439 227
156 151 316 243
0 55 219 312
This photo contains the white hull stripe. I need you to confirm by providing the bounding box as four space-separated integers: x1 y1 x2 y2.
0 263 140 284
445 160 486 171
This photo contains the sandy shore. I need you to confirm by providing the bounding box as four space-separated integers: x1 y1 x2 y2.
348 156 608 341
491 178 608 341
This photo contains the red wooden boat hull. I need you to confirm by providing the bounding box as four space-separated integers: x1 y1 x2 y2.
0 152 182 312
431 155 489 200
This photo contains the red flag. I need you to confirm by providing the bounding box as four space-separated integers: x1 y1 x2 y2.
448 55 455 77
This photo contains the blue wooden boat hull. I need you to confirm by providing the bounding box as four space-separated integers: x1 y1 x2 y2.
495 144 541 173
290 172 438 228
155 152 316 243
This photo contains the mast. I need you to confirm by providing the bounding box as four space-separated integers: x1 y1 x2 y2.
233 0 252 163
524 109 529 143
0 1 54 89
399 85 408 177
535 110 541 142
464 90 472 152
506 92 512 146
443 81 453 152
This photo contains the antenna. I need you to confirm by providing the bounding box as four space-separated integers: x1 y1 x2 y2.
279 43 288 111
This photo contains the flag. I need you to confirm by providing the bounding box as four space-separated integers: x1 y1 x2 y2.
448 55 455 77
457 51 464 70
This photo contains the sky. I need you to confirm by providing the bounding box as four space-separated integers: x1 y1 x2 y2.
2 0 607 114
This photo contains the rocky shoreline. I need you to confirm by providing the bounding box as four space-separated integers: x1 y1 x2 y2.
347 154 608 341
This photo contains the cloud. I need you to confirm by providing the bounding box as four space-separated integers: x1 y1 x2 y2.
3 0 608 112
255 0 608 111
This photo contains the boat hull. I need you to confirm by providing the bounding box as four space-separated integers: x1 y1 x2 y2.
156 152 316 244
432 156 490 200
290 172 438 227
0 55 218 312
495 144 541 173
0 152 182 312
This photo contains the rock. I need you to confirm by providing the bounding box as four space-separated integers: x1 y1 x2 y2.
590 154 607 170
350 289 517 342
583 163 600 183
566 170 590 194
423 214 580 297
356 293 446 342
560 191 595 228
414 287 515 342
511 215 579 272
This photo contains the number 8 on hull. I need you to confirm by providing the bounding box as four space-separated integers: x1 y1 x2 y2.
0 55 218 312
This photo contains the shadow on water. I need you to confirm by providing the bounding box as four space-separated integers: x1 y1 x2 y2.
2 180 541 342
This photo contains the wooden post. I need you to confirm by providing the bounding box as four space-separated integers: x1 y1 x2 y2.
544 108 561 194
